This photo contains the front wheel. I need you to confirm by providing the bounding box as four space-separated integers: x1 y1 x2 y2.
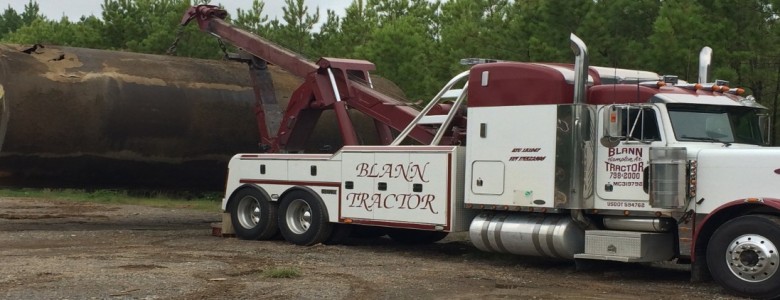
707 215 780 299
278 190 333 246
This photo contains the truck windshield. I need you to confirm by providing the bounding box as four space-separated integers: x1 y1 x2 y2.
667 104 765 145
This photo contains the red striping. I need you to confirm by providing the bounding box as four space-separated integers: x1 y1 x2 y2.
348 219 438 231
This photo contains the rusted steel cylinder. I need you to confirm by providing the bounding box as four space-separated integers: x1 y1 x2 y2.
0 44 394 189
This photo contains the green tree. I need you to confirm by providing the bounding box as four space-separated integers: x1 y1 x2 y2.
333 0 380 57
356 0 442 100
234 0 270 36
20 0 43 24
439 0 511 66
0 1 43 40
310 9 342 57
579 0 660 68
100 0 220 58
507 0 592 62
269 0 320 57
646 0 708 81
7 16 102 48
0 6 23 39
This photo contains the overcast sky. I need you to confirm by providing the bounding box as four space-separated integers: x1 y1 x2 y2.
3 0 349 29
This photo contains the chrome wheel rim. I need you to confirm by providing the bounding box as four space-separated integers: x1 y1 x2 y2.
285 199 312 234
236 196 261 229
726 234 779 282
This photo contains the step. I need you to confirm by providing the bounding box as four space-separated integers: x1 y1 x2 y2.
573 230 674 263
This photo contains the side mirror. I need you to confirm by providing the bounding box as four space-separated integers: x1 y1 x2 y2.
601 105 623 147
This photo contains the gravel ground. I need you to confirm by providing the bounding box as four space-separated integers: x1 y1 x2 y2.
0 197 740 299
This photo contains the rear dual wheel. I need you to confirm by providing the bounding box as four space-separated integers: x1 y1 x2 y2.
228 189 278 240
278 191 333 246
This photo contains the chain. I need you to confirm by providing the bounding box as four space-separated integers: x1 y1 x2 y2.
217 38 229 59
166 24 186 56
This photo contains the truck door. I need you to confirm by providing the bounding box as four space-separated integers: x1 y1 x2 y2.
596 105 665 208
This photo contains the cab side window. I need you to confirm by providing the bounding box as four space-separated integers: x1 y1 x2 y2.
621 108 661 141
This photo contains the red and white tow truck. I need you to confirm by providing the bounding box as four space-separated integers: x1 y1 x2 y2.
182 6 780 298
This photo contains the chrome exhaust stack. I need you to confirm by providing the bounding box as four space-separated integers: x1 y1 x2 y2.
564 33 596 214
698 46 712 84
570 33 589 105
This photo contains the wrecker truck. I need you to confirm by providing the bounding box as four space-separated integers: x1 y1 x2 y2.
182 5 780 298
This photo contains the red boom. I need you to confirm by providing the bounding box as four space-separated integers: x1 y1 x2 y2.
181 5 454 152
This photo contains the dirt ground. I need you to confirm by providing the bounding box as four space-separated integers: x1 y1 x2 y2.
0 197 740 300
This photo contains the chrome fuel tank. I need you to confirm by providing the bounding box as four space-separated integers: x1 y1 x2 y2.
469 212 585 259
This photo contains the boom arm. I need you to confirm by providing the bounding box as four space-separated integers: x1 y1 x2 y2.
181 5 455 152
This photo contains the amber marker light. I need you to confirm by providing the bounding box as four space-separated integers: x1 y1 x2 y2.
623 210 631 216
694 83 703 90
730 88 745 95
720 86 730 93
711 85 721 92
745 198 764 203
343 218 353 224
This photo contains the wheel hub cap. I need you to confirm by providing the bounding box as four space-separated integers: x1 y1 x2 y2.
726 234 779 282
286 199 312 234
237 196 261 229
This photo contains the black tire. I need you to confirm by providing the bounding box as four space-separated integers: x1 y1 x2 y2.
277 190 333 246
706 215 780 299
387 228 448 245
228 188 278 240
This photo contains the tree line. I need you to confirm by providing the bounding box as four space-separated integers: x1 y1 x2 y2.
2 0 780 143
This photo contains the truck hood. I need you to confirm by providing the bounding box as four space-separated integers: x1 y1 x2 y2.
695 148 780 213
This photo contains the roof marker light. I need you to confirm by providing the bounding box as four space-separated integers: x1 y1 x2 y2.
678 83 703 91
728 88 745 95
639 81 665 88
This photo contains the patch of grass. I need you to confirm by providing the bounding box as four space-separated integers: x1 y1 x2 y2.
263 267 301 279
0 188 222 212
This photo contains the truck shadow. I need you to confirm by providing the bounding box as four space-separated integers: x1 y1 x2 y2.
344 234 697 285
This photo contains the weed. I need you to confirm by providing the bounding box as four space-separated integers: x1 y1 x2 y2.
263 267 301 279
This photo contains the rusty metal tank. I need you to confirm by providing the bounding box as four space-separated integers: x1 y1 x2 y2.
0 44 402 190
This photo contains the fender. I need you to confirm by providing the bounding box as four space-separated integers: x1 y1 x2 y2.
278 185 332 222
223 183 273 211
691 198 780 261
